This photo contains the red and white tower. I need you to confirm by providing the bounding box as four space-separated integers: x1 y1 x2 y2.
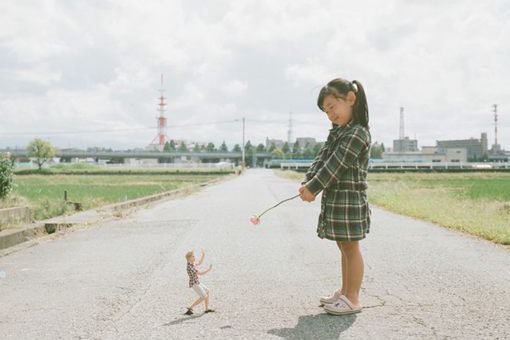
149 74 168 150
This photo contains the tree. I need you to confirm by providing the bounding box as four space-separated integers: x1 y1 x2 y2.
178 142 188 152
220 141 229 152
312 143 322 157
271 148 284 158
242 141 255 166
232 144 242 153
0 155 14 200
27 139 56 170
292 141 301 158
244 140 253 152
206 142 216 152
282 142 290 158
303 147 314 159
256 143 265 152
268 143 276 152
164 140 176 152
370 142 383 159
193 144 200 152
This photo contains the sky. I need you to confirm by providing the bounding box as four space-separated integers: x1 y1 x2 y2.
1 0 509 151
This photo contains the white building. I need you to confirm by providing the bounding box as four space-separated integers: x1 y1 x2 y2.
382 147 467 163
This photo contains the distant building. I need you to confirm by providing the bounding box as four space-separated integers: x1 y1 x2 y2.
437 133 488 161
490 143 502 154
481 132 488 155
125 158 159 165
382 147 467 163
266 138 285 149
421 146 437 153
295 137 317 149
393 137 418 152
145 144 163 152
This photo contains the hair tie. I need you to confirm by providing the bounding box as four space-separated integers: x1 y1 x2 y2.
351 82 358 93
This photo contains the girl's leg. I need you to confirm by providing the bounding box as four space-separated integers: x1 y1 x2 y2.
204 294 209 310
189 297 204 309
336 242 348 296
339 240 364 306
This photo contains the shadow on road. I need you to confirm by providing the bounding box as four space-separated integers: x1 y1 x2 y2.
267 312 357 340
163 313 206 326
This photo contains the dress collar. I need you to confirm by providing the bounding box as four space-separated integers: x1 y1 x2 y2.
330 119 355 132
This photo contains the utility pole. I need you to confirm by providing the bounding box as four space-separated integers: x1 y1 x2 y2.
399 107 404 140
287 112 293 145
493 104 498 151
242 117 245 170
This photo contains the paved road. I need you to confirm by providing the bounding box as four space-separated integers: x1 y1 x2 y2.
0 169 509 339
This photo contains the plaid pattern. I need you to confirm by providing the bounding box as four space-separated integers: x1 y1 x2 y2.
303 120 372 241
187 262 200 287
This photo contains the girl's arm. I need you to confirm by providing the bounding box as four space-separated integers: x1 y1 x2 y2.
302 141 330 184
195 250 205 266
306 127 369 196
197 264 213 276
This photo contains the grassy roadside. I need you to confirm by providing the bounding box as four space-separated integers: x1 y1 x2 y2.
275 170 510 245
14 163 236 176
1 170 231 223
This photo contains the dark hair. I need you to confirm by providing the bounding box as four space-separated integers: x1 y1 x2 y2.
317 78 369 129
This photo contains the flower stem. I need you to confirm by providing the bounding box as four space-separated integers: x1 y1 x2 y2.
257 194 300 218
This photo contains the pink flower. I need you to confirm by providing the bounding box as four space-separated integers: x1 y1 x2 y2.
250 215 261 225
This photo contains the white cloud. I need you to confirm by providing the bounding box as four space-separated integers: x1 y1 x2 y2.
221 80 248 97
0 0 508 150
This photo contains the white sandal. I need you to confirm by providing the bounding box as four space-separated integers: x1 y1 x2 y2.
319 290 342 305
323 295 362 315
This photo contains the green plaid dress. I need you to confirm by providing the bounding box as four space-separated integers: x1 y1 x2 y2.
303 120 372 242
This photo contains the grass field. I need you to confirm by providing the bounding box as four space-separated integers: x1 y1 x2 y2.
14 163 236 175
1 169 231 222
276 170 510 245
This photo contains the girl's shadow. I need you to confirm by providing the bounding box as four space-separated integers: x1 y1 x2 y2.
163 313 205 326
267 312 357 340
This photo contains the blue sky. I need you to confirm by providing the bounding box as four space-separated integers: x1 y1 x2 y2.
0 0 509 150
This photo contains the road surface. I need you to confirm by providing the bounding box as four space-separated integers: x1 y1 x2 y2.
0 169 509 339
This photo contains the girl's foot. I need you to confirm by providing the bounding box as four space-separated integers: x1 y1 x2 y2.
204 309 215 313
323 295 362 315
319 290 343 305
184 308 194 315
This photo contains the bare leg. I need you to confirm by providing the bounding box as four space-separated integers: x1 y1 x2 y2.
204 294 209 310
339 241 364 306
189 297 204 310
337 243 348 296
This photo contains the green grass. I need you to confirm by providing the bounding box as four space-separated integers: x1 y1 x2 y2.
1 173 226 221
275 170 510 245
15 164 236 176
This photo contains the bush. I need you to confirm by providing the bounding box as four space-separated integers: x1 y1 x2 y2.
0 158 14 200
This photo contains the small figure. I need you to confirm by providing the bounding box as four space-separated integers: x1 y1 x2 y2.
184 249 214 315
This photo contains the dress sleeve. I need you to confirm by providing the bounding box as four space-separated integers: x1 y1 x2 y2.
302 141 329 185
306 127 369 196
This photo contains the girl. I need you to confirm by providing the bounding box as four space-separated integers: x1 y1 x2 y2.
299 78 371 315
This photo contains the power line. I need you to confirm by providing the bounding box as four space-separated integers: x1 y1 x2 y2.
0 118 326 137
0 120 240 136
0 127 154 136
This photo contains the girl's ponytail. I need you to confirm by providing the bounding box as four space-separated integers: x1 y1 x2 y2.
352 80 369 130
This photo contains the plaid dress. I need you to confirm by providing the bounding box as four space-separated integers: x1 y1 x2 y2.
303 120 372 241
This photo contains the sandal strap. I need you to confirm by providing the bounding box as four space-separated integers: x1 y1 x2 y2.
338 295 354 310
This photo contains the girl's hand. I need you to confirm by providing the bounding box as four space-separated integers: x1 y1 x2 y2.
299 185 316 202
